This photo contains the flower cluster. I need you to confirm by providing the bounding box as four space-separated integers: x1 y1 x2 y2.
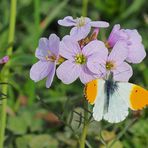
30 16 146 88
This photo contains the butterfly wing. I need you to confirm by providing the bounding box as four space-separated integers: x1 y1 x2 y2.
104 82 148 123
85 79 148 123
84 79 105 121
120 83 148 110
103 88 129 123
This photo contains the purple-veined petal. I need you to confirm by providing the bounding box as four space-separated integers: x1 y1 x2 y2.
48 34 60 57
30 61 53 82
90 21 109 28
82 40 108 57
59 37 81 59
83 17 91 23
125 29 142 43
46 63 56 88
58 16 76 26
126 43 146 63
87 56 107 77
112 62 133 82
56 60 80 84
35 38 49 60
108 41 128 66
107 24 128 47
124 29 146 63
107 24 120 47
79 65 95 84
70 24 91 40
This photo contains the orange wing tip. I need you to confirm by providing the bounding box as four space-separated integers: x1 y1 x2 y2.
84 79 98 105
130 85 148 110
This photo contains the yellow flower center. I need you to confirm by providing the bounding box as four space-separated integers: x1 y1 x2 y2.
75 54 87 64
57 56 65 65
45 55 56 62
45 50 57 62
106 61 115 70
76 16 86 27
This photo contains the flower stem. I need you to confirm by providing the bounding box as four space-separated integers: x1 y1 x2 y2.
82 0 89 17
79 0 89 147
79 100 89 148
0 0 17 147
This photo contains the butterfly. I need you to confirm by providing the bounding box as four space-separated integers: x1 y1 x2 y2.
84 73 148 123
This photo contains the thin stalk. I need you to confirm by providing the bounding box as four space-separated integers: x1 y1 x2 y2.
34 0 40 45
28 0 41 106
82 0 89 17
79 101 89 148
0 0 17 147
79 0 89 147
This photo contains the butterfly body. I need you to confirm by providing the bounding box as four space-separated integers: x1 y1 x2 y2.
104 78 118 113
84 77 148 123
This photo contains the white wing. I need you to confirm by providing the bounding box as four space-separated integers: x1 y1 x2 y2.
93 79 105 121
103 82 133 123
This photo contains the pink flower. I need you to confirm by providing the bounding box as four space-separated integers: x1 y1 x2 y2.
107 24 128 48
87 41 133 82
0 56 9 64
56 37 108 84
107 24 146 63
58 16 109 40
30 34 60 88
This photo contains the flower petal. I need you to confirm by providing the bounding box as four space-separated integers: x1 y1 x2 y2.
108 41 128 65
79 65 95 84
46 63 56 88
126 43 146 63
60 37 81 59
107 24 128 47
113 62 133 82
30 61 52 82
58 16 76 26
87 58 107 77
48 34 60 57
70 24 91 40
90 21 109 28
124 29 146 63
56 60 80 84
125 29 142 43
35 38 49 60
82 40 108 57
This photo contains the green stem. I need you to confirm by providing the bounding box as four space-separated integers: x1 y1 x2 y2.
34 0 40 45
82 0 89 17
79 101 89 148
0 0 17 147
79 0 89 147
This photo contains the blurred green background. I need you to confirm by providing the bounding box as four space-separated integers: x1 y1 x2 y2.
0 0 148 147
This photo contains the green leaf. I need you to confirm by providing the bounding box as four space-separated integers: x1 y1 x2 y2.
29 135 58 148
16 135 34 148
7 116 28 135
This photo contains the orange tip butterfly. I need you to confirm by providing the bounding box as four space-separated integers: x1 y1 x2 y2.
84 75 148 123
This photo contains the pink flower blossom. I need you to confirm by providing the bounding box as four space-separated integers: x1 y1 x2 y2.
58 16 109 40
0 56 9 64
107 24 146 63
30 34 60 88
56 37 108 84
87 41 133 82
